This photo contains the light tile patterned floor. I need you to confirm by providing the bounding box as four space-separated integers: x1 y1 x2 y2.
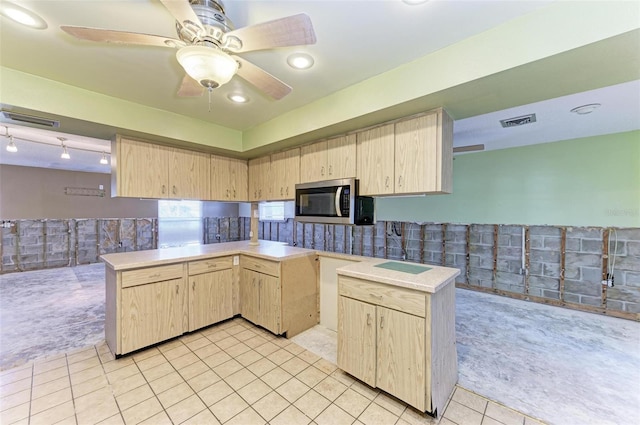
0 318 545 425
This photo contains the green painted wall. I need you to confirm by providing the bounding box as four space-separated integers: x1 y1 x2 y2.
376 131 640 227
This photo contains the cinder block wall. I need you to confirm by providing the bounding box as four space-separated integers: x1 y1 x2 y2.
2 217 638 321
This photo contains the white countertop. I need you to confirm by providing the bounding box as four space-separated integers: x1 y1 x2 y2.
337 258 460 293
101 240 316 270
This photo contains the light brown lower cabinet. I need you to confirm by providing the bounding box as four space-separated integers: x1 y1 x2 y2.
188 257 234 332
113 263 188 355
106 253 318 356
240 254 317 337
337 275 457 416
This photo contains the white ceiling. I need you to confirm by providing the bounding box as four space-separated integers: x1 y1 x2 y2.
0 0 639 173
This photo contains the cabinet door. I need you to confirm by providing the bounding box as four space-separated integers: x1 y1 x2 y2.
113 137 169 198
240 269 260 324
170 148 210 199
121 278 185 354
356 124 394 196
211 155 231 200
337 296 376 386
189 269 233 331
248 156 271 201
300 140 328 183
259 273 281 334
229 158 248 201
271 148 300 200
327 134 356 179
395 114 437 194
376 306 426 411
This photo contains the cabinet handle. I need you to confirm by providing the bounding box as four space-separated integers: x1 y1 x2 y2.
321 166 325 176
380 315 384 329
207 263 217 268
254 190 257 198
385 176 390 189
226 189 229 198
286 187 289 196
149 273 161 278
328 165 332 175
176 285 179 295
280 187 283 196
192 281 195 290
366 313 371 326
233 189 236 198
172 185 177 195
398 175 403 187
162 185 166 194
259 189 262 197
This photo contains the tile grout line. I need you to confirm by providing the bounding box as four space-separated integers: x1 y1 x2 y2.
96 342 127 425
63 351 77 425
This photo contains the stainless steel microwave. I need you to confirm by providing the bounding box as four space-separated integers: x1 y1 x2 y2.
295 178 374 225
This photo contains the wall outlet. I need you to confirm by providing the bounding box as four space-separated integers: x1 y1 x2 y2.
233 256 239 266
601 279 614 287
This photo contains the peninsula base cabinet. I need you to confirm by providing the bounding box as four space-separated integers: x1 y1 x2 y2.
240 255 318 338
337 275 457 416
187 257 235 332
105 252 318 356
106 263 188 355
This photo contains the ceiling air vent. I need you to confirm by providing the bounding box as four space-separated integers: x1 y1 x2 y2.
1 110 60 128
500 113 536 128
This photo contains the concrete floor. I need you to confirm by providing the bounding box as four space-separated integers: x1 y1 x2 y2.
1 264 639 425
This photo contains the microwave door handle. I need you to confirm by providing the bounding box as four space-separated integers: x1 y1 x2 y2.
335 186 343 217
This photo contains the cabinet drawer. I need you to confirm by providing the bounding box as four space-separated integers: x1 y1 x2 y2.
338 276 426 317
122 264 184 288
241 256 280 277
188 256 233 276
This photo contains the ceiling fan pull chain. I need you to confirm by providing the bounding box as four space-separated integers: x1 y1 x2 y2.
208 86 213 113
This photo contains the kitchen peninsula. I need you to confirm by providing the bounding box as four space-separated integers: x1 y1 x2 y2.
101 240 318 356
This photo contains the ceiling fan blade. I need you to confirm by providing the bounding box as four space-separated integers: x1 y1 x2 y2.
235 57 292 100
159 0 205 34
223 13 316 53
60 26 185 48
453 144 485 153
177 74 205 97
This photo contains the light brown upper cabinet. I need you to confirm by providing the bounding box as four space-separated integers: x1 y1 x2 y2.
112 136 169 198
112 136 210 199
248 155 271 201
270 148 300 200
395 108 453 194
170 148 211 199
356 123 395 196
300 135 356 183
211 155 248 201
356 108 453 196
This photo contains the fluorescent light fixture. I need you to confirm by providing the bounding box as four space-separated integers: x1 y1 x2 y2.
287 53 314 70
570 103 601 115
228 93 248 103
176 46 238 89
0 1 47 29
6 135 17 153
100 152 109 165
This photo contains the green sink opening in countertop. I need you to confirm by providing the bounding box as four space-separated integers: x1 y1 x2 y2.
373 261 432 274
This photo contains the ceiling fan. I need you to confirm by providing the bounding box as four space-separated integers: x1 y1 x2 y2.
60 0 316 100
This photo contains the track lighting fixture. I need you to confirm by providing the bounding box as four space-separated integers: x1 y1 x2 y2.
4 127 17 152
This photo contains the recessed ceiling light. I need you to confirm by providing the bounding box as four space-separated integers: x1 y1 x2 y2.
228 93 249 103
287 53 314 70
0 1 47 29
570 103 601 115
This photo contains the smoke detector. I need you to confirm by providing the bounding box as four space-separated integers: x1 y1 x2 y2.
500 113 536 128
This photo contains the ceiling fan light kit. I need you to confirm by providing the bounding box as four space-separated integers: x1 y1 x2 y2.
176 45 238 89
59 0 317 100
287 53 314 70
